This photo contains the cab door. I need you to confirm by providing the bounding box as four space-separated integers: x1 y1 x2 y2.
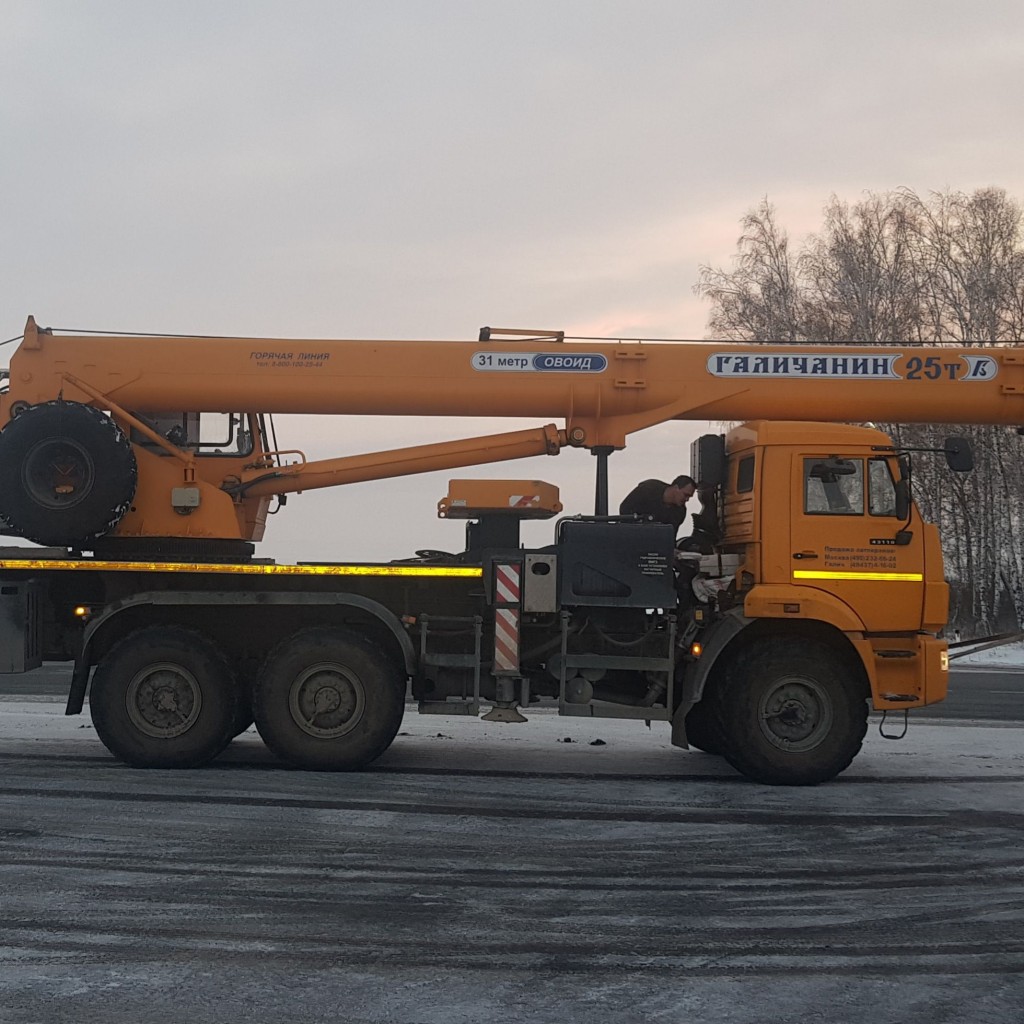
790 455 924 632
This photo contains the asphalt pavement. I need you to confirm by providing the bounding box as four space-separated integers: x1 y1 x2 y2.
920 664 1024 721
1 704 1022 1024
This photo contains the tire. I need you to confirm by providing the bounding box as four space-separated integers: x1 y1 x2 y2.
229 685 255 738
253 627 406 771
683 686 727 756
89 627 239 768
714 638 868 786
0 400 137 547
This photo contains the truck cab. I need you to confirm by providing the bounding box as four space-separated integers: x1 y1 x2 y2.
709 420 949 712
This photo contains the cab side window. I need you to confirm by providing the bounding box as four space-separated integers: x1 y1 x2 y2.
735 455 755 493
868 458 898 517
197 412 253 456
131 412 253 457
804 458 864 515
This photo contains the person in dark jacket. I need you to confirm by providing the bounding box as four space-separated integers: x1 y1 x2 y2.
618 475 696 537
620 474 707 607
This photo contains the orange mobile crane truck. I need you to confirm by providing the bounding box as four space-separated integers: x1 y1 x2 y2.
0 317 1016 785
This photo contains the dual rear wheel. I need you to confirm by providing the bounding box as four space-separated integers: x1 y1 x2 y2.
90 626 405 770
253 627 405 771
90 627 238 769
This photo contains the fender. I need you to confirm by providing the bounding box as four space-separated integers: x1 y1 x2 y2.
66 590 417 715
671 607 752 748
671 586 871 747
743 583 867 634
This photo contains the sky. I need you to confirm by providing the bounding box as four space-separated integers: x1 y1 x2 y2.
2 0 1024 563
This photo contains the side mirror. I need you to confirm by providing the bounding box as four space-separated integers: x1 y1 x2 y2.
691 433 727 488
894 478 910 520
808 457 857 480
944 436 973 473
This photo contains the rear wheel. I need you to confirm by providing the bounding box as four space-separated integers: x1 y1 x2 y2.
714 638 868 785
89 627 239 768
0 400 137 546
253 627 406 770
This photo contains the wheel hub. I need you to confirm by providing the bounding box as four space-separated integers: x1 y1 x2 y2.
289 664 365 738
22 438 95 509
758 677 833 752
125 664 202 739
154 688 181 713
312 686 342 714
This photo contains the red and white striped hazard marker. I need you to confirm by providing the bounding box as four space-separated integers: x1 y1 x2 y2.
493 563 521 675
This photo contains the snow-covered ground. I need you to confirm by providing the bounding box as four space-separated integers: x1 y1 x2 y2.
3 697 1023 1024
1 694 1022 781
2 656 1022 1023
0 637 1021 771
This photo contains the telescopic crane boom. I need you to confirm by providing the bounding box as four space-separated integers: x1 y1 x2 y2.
1 316 1021 548
4 318 1023 441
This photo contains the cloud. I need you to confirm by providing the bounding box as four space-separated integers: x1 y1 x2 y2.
2 1 1022 561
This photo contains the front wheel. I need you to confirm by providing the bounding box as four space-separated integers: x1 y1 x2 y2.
683 687 728 756
89 627 239 768
714 638 868 785
253 628 406 770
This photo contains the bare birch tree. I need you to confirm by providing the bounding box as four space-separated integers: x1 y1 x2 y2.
696 200 806 343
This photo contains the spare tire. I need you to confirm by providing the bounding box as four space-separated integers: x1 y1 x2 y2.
0 400 138 547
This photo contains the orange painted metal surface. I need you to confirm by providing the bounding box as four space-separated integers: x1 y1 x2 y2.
438 479 563 519
3 317 1022 552
4 317 1023 450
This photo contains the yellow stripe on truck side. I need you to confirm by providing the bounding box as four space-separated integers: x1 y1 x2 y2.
793 569 924 582
0 559 482 578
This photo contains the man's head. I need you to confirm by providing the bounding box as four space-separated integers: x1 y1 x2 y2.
664 474 696 506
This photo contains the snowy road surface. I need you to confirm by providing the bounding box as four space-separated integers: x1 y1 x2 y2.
1 702 1023 1023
